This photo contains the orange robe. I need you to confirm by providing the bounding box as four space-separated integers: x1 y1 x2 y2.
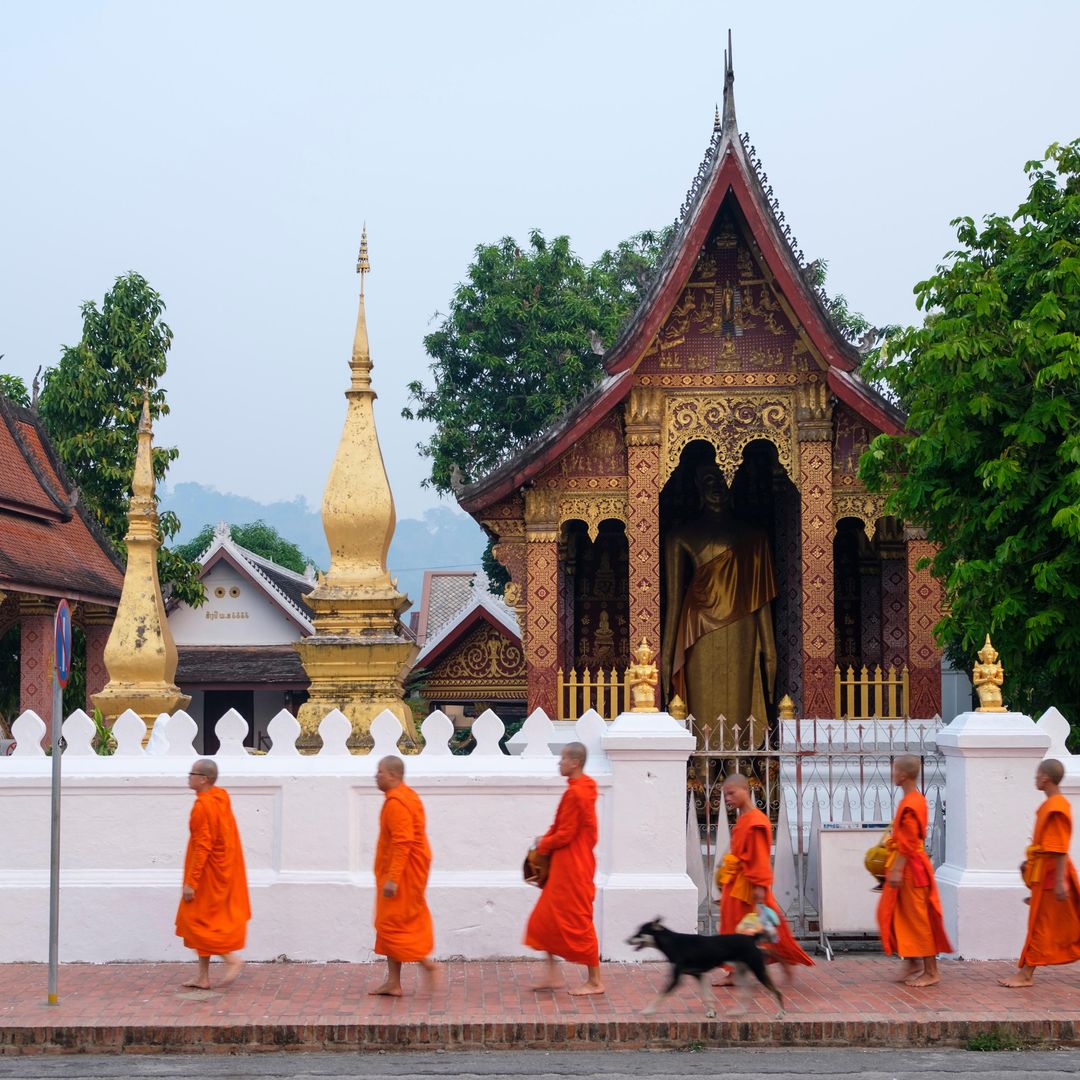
877 790 952 958
718 806 813 967
175 786 250 956
525 774 599 966
374 783 434 963
1018 793 1080 969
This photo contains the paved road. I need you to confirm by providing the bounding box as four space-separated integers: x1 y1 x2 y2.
0 1051 1079 1079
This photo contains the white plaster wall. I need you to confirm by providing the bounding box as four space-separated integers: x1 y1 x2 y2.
169 563 301 646
0 708 696 964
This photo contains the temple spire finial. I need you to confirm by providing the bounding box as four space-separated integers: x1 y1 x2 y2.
721 28 737 133
356 223 370 295
351 226 372 389
714 103 721 133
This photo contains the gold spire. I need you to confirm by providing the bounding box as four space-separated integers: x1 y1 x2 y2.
350 228 372 393
92 394 189 737
295 230 418 748
356 224 370 290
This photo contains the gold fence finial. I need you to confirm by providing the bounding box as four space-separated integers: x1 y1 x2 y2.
973 633 1007 713
628 637 659 713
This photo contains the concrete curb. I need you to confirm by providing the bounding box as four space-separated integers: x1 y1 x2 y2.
2 1017 1077 1054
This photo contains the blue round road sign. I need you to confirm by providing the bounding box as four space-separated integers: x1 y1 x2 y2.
54 600 72 689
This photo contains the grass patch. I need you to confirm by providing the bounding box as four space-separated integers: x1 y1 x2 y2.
965 1028 1026 1052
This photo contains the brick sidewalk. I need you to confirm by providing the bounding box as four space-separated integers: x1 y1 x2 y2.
1 957 1079 1053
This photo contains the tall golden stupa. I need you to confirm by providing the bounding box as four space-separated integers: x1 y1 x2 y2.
92 396 190 736
295 229 418 748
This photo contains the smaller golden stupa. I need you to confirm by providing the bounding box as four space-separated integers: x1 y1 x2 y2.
92 396 189 738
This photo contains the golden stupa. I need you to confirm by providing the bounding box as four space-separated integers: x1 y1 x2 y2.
295 229 418 749
92 396 190 737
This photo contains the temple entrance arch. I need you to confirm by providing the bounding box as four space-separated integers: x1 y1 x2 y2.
659 439 800 739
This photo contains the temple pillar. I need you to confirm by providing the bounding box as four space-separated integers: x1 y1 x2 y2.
625 387 662 708
82 606 113 713
524 489 560 717
905 526 943 718
797 385 835 718
19 595 53 722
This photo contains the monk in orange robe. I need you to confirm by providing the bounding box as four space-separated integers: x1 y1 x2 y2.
175 758 250 989
525 742 604 996
999 758 1080 987
370 756 438 996
713 773 813 985
877 754 952 987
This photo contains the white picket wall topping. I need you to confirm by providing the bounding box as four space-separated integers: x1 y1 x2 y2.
0 706 696 965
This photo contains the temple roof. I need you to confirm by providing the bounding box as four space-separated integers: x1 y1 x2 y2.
412 569 519 663
459 42 904 515
175 525 317 635
175 645 309 688
0 396 125 605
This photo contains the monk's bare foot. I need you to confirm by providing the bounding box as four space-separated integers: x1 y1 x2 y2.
217 956 244 988
568 980 605 996
896 959 921 983
998 972 1035 988
368 981 403 996
905 972 941 988
711 973 734 987
182 979 211 990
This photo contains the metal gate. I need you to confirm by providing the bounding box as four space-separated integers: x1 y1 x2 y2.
687 713 946 939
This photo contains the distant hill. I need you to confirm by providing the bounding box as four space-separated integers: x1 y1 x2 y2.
161 482 487 606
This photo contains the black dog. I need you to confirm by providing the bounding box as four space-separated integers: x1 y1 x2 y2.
626 918 784 1018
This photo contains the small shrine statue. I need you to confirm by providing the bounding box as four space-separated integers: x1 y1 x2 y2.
973 634 1006 713
628 637 660 712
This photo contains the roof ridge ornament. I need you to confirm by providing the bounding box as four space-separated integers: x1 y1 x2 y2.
721 29 737 133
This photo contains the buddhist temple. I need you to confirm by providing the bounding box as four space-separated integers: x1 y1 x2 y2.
456 44 946 727
410 569 525 726
168 523 314 752
0 394 123 725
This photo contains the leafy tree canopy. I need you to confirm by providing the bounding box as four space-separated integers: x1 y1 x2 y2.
37 272 203 606
175 520 318 577
403 227 671 495
861 140 1080 721
0 372 30 406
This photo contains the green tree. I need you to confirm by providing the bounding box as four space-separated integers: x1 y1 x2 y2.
403 228 671 496
175 520 318 576
0 372 30 406
37 273 203 606
860 140 1080 722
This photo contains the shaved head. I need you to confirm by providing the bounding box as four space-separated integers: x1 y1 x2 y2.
379 756 405 778
722 773 750 790
563 742 587 765
1039 758 1065 784
894 755 921 780
192 758 218 784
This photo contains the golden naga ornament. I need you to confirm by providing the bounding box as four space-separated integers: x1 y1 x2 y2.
972 634 1006 713
628 637 660 712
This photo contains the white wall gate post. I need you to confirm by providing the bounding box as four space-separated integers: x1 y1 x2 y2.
936 709 1049 960
599 710 697 960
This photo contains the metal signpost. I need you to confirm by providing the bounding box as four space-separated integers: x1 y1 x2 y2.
48 599 71 1006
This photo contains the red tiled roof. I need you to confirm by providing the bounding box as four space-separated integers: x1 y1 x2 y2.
0 398 124 605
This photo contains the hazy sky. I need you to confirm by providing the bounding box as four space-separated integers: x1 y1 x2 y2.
2 1 1077 520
